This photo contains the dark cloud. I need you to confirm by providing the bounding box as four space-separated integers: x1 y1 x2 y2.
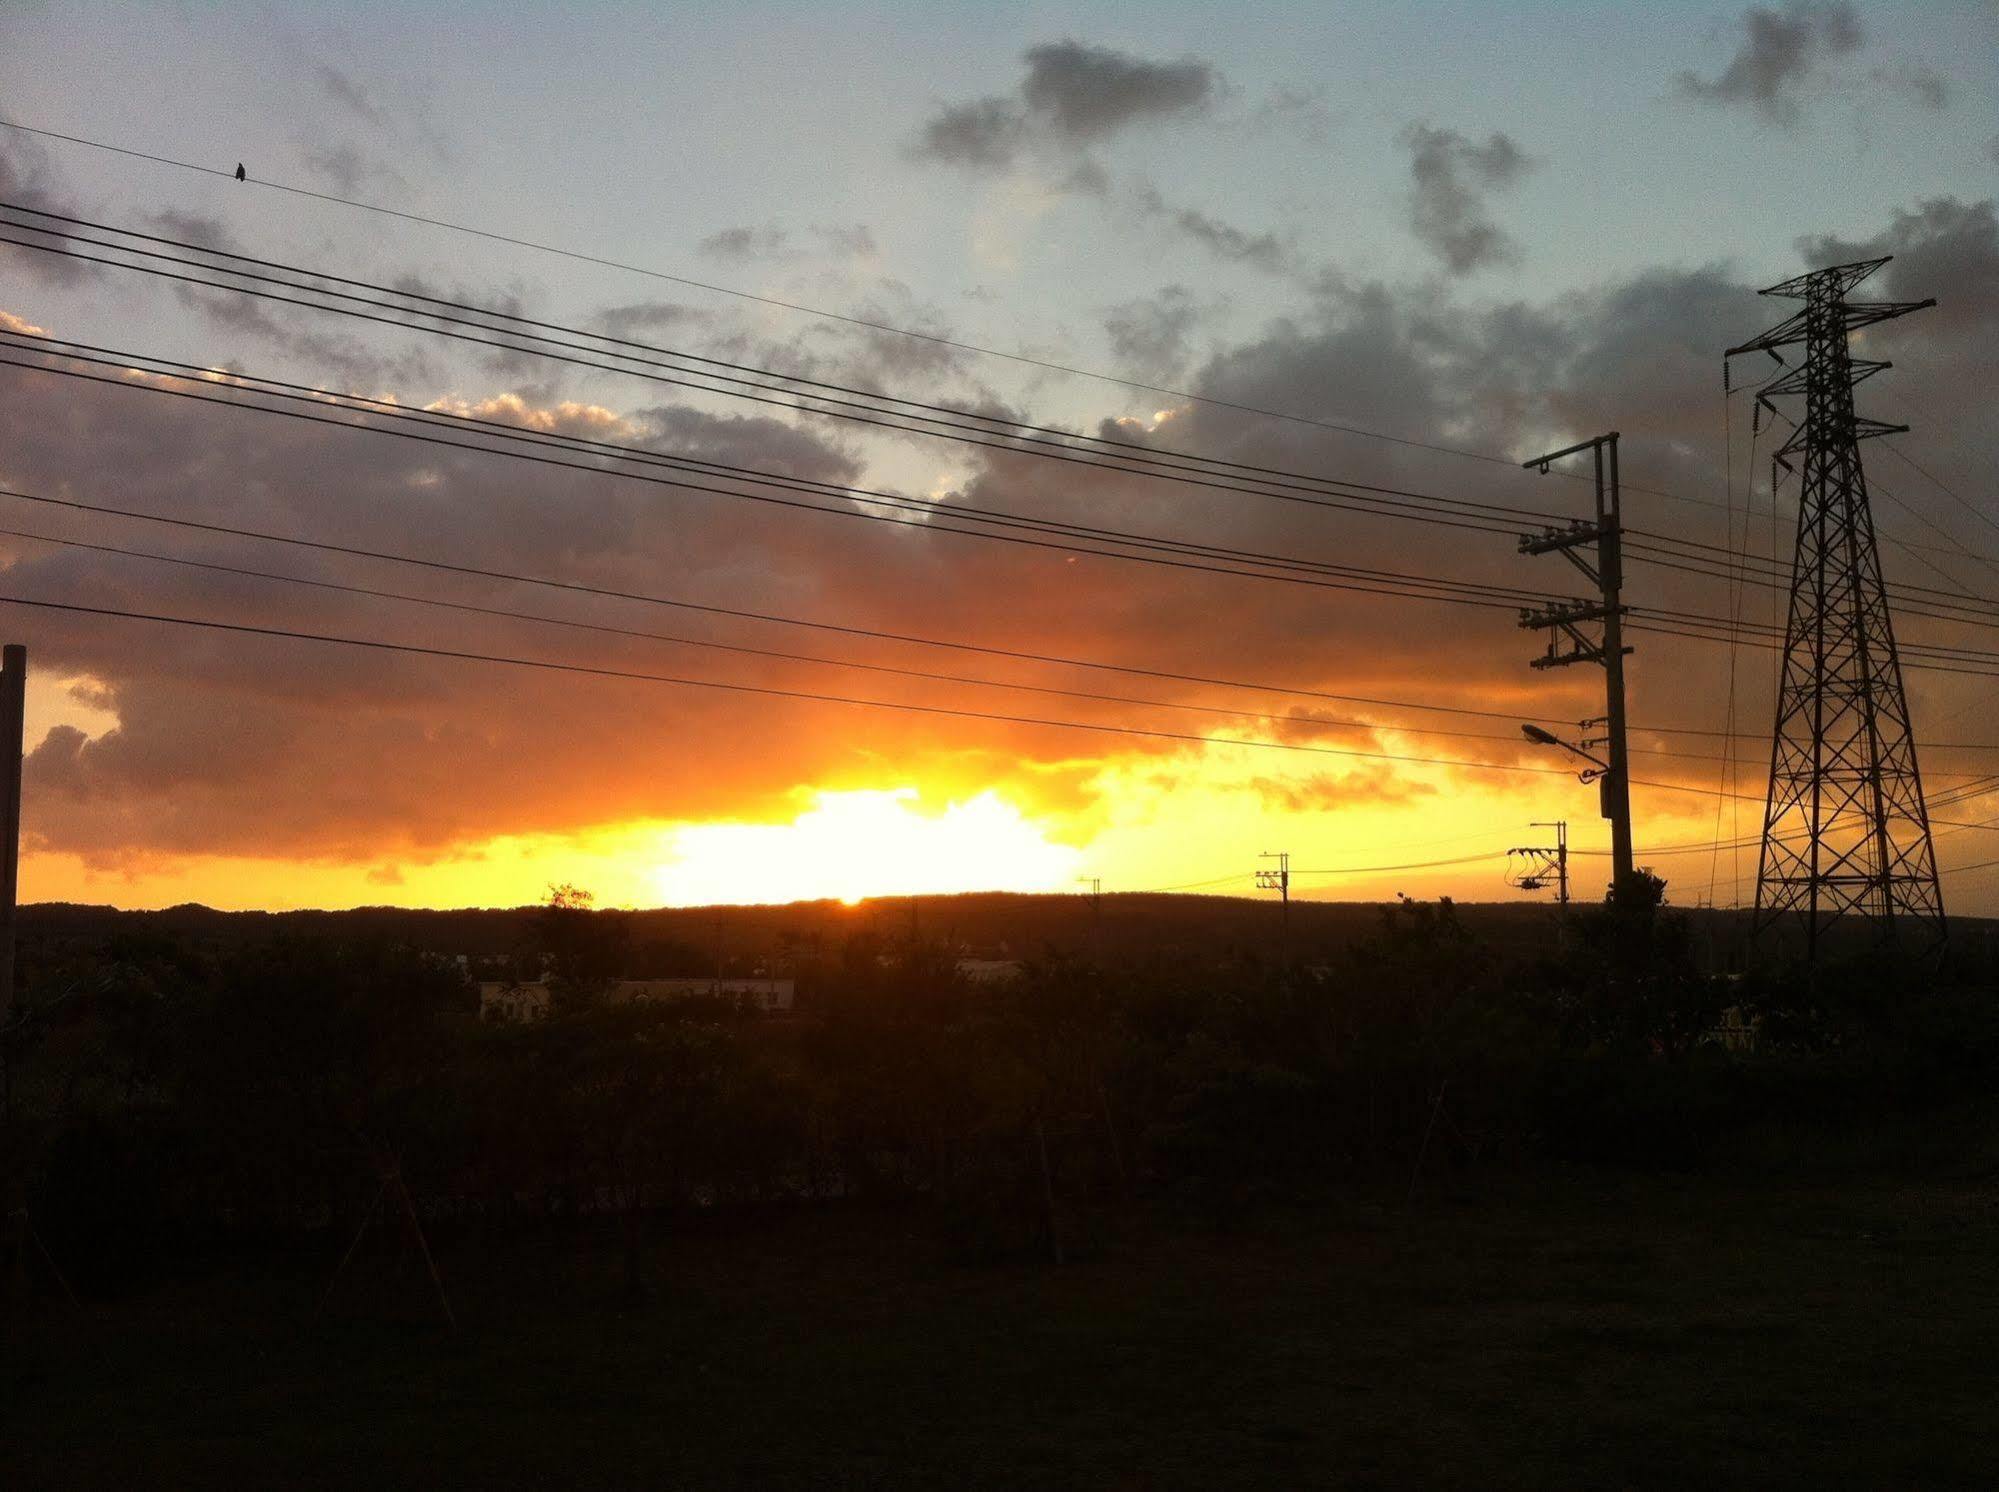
1239 88 1340 146
1400 125 1533 275
591 301 710 339
699 225 791 261
912 40 1215 170
695 223 877 263
0 135 95 287
311 63 388 128
1103 285 1205 380
1017 40 1214 143
914 97 1026 169
301 142 408 195
1870 62 1949 111
1797 196 1999 326
813 224 879 259
1131 185 1291 275
1674 1 1863 126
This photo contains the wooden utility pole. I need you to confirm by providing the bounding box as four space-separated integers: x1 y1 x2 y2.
0 644 23 1033
1256 851 1290 933
2 645 23 1306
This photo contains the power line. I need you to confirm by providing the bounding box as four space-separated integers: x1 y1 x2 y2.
0 336 1554 614
15 217 1999 656
0 117 1677 495
19 497 1976 771
0 517 1687 755
20 329 1999 684
0 203 1568 530
0 588 1901 802
0 212 1563 551
0 484 1605 733
0 589 1607 777
8 124 1987 574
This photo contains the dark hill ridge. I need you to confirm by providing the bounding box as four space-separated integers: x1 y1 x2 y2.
25 893 1979 972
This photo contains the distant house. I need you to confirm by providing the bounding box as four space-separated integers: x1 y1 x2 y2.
478 976 795 1022
1706 1005 1760 1053
481 980 553 1023
955 958 1024 985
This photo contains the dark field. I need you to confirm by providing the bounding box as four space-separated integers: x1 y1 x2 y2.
9 1170 1998 1489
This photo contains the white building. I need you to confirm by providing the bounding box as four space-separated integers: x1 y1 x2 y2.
955 958 1024 985
478 976 796 1022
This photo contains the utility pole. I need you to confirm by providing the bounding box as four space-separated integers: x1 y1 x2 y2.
1725 256 1942 961
1 646 22 1308
1256 851 1290 932
1077 876 1102 919
1519 435 1635 903
1506 820 1569 904
1077 876 1102 956
1071 872 1103 920
1541 820 1569 904
0 645 22 1034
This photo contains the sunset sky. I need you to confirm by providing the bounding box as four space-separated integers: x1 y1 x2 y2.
0 1 1996 913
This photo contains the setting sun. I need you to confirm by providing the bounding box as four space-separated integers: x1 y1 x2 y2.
649 788 1084 906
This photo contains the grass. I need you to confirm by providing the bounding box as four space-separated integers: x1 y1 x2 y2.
7 1170 1999 1488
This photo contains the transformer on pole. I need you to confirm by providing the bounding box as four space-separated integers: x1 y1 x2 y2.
1256 851 1290 930
1507 820 1569 904
1725 256 1943 961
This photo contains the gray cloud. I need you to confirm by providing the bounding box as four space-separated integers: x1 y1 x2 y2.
915 97 1028 169
696 223 878 263
1239 88 1341 147
1018 39 1214 143
813 224 880 259
1870 62 1949 111
0 136 95 287
312 63 387 127
1103 285 1205 379
1400 125 1534 275
913 40 1215 170
301 142 408 195
699 225 790 261
1674 1 1863 126
591 300 710 339
1797 196 1999 325
1131 185 1290 275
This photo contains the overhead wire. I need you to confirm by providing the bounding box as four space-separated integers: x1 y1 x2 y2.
0 117 1707 503
15 210 1999 655
16 330 1999 686
0 590 1610 778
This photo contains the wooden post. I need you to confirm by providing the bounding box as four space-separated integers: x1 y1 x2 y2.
1 645 20 1305
0 644 22 1033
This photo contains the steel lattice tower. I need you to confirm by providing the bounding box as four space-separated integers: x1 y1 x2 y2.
1726 257 1942 960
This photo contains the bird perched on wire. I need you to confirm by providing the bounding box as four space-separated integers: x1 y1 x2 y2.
235 163 246 181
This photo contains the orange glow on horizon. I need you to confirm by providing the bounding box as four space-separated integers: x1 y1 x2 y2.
649 788 1085 906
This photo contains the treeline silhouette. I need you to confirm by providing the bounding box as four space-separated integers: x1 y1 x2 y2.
5 889 1996 1293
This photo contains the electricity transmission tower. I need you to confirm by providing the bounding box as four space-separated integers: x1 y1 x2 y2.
1518 435 1636 902
1725 256 1943 960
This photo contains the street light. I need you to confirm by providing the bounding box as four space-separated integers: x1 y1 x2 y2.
1520 722 1609 784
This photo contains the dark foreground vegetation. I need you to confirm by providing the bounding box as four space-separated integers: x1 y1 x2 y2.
5 888 1999 1486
